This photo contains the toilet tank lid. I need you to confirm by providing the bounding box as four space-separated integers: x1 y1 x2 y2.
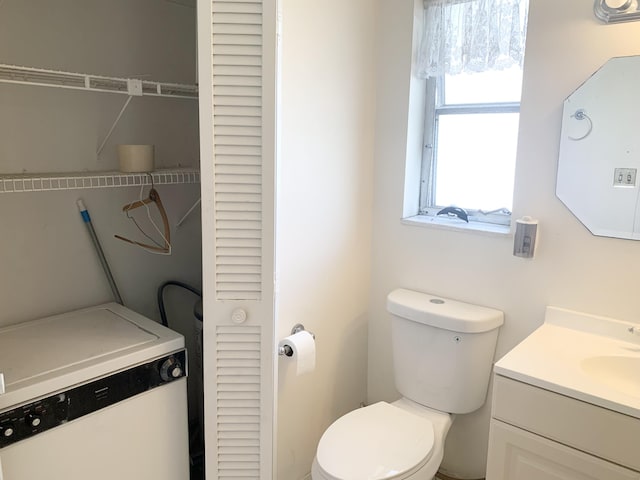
387 289 504 333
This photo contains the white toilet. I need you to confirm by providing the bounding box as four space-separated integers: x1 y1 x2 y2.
311 288 504 480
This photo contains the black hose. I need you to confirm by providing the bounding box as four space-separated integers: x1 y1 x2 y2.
157 280 202 327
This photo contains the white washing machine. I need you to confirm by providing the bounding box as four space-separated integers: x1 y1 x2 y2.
0 303 189 480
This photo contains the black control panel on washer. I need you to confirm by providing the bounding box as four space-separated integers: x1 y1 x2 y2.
0 349 186 448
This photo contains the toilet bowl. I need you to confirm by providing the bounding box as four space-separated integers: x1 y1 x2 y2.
312 398 452 480
311 289 504 480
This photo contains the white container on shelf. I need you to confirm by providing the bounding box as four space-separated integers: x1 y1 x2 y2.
118 145 155 173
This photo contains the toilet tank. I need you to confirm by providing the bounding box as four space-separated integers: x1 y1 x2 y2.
387 289 504 414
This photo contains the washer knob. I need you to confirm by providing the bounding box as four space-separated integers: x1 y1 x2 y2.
1 424 14 437
159 357 183 382
26 414 41 428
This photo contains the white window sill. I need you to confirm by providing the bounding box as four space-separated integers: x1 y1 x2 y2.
402 215 512 237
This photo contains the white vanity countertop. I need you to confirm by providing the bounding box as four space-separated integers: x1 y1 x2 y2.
494 306 640 419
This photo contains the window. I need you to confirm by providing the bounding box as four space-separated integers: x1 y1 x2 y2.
420 66 524 225
414 0 529 228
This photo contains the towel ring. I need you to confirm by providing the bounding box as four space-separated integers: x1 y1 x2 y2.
568 109 593 141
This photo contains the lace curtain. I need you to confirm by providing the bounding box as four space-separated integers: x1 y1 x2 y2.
416 0 529 79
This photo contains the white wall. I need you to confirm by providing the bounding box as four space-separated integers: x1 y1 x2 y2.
0 0 201 335
275 1 375 478
369 0 640 478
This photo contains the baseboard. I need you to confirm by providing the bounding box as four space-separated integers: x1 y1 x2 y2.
436 473 484 480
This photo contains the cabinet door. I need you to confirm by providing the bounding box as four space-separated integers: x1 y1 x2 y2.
486 420 640 480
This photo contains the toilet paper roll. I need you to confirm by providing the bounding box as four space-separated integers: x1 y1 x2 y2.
118 145 155 173
278 330 316 375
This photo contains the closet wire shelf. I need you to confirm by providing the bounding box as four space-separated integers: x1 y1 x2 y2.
0 170 200 194
0 64 198 99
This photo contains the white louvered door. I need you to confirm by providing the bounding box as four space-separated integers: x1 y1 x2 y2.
197 0 278 478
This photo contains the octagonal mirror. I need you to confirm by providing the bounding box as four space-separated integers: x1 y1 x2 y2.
557 55 640 240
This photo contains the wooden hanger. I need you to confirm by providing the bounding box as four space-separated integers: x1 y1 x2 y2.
115 186 171 253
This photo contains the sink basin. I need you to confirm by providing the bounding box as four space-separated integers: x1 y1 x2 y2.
494 306 640 418
581 355 640 398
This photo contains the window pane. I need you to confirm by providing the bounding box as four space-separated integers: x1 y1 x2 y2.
435 113 519 211
443 66 523 105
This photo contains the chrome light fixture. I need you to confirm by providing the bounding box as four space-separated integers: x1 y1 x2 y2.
594 0 640 23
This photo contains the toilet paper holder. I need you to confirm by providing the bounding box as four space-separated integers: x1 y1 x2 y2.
278 324 315 357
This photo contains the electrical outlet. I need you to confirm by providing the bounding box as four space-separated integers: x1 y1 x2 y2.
613 168 637 187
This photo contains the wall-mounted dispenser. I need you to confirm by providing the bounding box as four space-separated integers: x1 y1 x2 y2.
513 216 538 258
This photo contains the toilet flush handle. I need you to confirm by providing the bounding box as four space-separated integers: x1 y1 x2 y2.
628 326 640 336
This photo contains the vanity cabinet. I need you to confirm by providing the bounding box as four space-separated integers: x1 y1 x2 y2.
488 421 638 480
486 375 640 480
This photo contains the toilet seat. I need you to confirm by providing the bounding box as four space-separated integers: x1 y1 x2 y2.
315 402 435 480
